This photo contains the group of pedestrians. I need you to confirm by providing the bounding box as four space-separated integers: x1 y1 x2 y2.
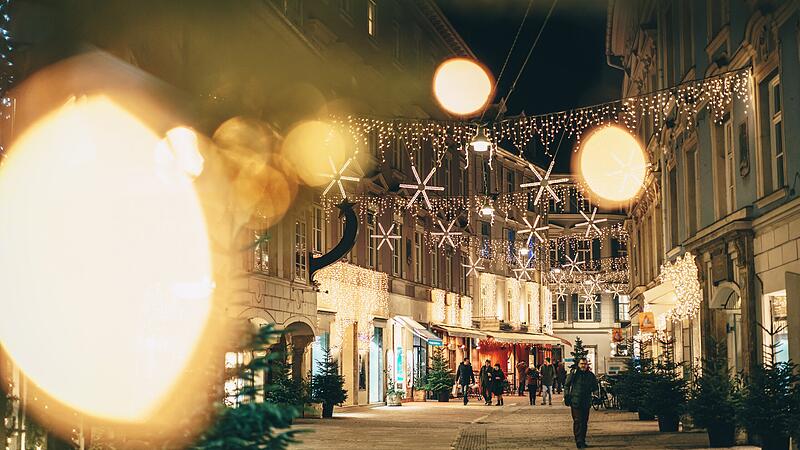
454 356 599 449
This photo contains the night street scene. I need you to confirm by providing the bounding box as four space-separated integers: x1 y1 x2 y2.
1 0 800 449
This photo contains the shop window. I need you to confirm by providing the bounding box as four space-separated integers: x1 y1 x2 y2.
294 217 307 281
763 294 789 363
358 354 367 391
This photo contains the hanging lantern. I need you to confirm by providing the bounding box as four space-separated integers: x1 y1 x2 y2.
470 125 491 153
479 201 495 217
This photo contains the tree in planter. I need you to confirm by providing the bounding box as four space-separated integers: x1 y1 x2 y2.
424 347 454 402
191 323 302 450
265 358 307 410
737 323 800 450
687 341 740 447
311 344 347 418
645 338 686 432
570 337 589 370
615 354 653 415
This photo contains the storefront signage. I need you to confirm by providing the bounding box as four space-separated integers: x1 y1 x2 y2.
611 328 623 342
639 312 655 333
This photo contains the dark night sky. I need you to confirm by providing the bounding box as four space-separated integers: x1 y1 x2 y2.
436 0 623 172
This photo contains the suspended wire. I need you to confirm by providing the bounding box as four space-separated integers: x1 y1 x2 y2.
479 0 535 122
495 0 560 122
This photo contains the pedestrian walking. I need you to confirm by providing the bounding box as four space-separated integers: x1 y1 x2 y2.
539 357 555 405
564 357 598 449
516 360 528 396
456 357 476 406
478 359 493 405
556 361 567 394
525 365 540 406
491 363 505 406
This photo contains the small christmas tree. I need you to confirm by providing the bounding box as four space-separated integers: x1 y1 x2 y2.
645 338 686 431
570 336 588 370
424 347 454 400
311 344 347 418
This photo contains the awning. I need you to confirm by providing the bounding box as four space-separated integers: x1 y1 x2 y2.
544 333 573 347
394 316 443 346
643 281 677 322
485 331 563 345
433 324 487 340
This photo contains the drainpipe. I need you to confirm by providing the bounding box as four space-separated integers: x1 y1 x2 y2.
605 0 626 72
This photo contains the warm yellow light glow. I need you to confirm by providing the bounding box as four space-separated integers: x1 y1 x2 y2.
0 97 214 422
281 120 347 188
433 58 493 116
577 125 647 204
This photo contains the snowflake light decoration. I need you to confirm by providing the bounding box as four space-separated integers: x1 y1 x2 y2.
512 253 535 281
520 159 569 205
321 157 360 197
660 252 702 322
431 219 463 248
462 256 484 277
519 215 549 245
370 223 401 251
583 274 603 294
562 254 585 275
576 207 608 237
399 165 444 209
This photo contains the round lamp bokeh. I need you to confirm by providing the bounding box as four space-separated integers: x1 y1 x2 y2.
576 125 647 205
433 58 493 116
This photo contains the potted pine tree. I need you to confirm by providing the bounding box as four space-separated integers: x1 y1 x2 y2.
646 339 686 432
687 344 739 447
424 347 454 402
386 386 405 406
616 355 654 419
412 373 428 402
311 344 348 418
737 326 800 450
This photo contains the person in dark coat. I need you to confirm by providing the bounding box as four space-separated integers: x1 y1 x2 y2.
478 359 493 405
525 365 540 406
539 357 556 405
456 357 476 405
564 357 598 448
491 363 506 406
516 360 528 395
556 361 567 393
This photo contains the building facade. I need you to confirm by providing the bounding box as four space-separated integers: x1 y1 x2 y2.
608 0 800 371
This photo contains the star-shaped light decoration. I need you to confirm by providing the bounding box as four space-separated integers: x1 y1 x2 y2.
555 285 569 302
519 215 549 246
562 254 585 275
520 159 569 205
399 165 444 209
370 223 401 251
576 207 608 237
583 274 603 295
431 219 463 248
604 283 624 300
512 252 535 281
462 256 485 277
549 268 565 286
321 157 360 197
581 292 597 306
608 150 644 198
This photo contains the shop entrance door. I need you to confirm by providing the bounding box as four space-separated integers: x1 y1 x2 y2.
369 327 384 403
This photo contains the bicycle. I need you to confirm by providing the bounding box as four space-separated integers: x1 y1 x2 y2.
591 375 614 411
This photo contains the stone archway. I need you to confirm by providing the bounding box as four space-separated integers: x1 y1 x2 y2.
710 282 743 371
284 320 316 380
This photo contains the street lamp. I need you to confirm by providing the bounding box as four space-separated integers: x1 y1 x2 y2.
469 125 491 153
479 201 495 217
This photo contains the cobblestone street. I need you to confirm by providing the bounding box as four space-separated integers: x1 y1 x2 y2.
293 393 755 450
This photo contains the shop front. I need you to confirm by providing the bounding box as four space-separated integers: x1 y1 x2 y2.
477 331 564 391
390 315 443 396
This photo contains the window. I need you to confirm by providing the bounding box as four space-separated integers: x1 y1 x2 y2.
763 294 789 363
461 254 469 295
685 146 698 235
295 217 307 281
392 215 403 277
506 228 516 263
254 230 270 273
668 166 679 247
552 299 559 322
724 118 735 214
358 354 367 390
392 137 403 169
707 0 729 39
312 206 325 254
769 76 784 190
549 244 558 268
481 159 490 193
392 21 401 62
680 0 693 74
366 211 378 269
367 0 377 37
442 158 451 196
414 229 423 283
576 240 591 264
432 253 439 287
480 221 491 259
681 321 693 372
444 254 451 290
617 295 630 321
578 296 595 321
506 169 515 193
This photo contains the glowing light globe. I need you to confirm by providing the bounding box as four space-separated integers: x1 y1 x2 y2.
577 125 647 203
0 96 214 423
433 58 493 116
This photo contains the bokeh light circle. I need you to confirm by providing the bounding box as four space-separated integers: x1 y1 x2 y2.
433 58 493 116
577 125 647 203
0 96 214 422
